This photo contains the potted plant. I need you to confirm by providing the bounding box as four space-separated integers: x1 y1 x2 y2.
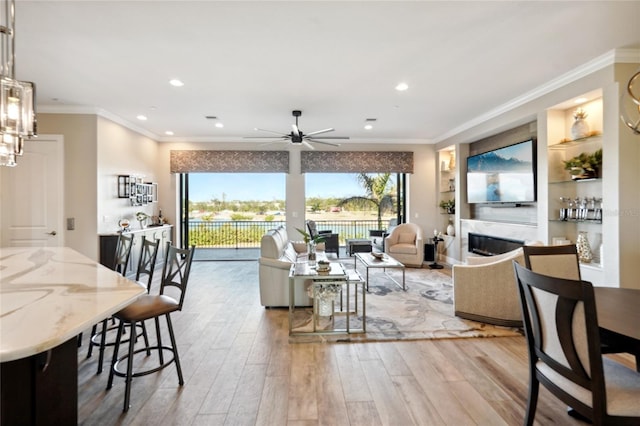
563 148 602 180
439 199 455 214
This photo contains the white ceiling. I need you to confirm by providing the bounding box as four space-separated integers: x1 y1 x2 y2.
13 1 640 145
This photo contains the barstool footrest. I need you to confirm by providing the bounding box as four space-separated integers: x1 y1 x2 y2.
112 346 177 379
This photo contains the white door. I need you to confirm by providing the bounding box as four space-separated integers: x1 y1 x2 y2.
0 136 64 247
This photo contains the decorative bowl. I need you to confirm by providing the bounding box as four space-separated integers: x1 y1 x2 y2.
372 252 384 260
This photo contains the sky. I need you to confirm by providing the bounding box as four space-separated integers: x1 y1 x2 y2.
188 173 371 202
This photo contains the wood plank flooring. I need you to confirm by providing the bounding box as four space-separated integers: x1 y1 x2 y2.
78 260 635 425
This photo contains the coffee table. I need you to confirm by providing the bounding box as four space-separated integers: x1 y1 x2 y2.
354 252 406 291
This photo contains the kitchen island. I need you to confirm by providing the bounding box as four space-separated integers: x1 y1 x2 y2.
0 246 145 424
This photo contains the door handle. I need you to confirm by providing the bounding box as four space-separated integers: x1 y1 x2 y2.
46 231 57 236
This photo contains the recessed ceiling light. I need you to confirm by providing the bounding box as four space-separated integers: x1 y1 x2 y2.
395 82 409 91
364 124 373 130
165 131 174 136
215 123 224 128
169 79 184 87
136 115 147 121
574 97 587 104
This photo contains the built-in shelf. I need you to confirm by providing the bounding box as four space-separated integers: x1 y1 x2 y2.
549 178 600 184
548 133 602 150
549 219 602 225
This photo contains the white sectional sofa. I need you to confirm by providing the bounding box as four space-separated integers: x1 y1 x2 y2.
258 226 320 307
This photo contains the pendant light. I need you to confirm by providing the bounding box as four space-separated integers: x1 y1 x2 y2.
0 0 36 167
620 69 640 135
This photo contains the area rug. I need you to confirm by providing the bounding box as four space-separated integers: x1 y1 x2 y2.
289 264 522 343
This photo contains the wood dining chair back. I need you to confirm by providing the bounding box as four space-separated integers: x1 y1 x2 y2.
107 243 195 412
513 262 640 425
522 244 581 280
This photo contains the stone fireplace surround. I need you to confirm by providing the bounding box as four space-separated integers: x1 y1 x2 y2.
459 219 538 263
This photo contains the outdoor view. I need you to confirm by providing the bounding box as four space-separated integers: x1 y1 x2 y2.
187 173 398 250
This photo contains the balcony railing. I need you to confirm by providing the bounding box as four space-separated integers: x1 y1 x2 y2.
186 219 385 248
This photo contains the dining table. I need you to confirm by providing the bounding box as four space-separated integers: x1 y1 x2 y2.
0 246 145 425
594 287 640 371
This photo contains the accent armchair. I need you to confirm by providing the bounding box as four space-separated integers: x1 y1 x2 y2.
383 223 423 267
453 247 525 327
306 220 339 256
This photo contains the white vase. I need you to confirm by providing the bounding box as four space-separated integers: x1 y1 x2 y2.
571 118 590 140
446 223 455 236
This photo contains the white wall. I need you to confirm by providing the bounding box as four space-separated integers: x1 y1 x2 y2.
96 117 160 235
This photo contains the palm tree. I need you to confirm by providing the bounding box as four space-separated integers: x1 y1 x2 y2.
337 173 395 229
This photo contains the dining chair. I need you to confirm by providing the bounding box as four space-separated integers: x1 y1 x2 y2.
107 243 195 412
86 232 135 374
522 244 581 280
522 244 632 357
513 262 640 425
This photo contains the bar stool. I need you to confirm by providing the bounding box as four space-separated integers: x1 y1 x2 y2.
107 243 195 412
86 232 134 373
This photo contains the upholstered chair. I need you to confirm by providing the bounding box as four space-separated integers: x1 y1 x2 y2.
513 263 640 425
306 220 339 256
383 223 423 267
453 247 525 327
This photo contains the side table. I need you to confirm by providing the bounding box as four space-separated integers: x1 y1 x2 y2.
428 236 444 269
289 263 365 335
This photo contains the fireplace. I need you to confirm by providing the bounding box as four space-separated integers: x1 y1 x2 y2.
468 233 524 256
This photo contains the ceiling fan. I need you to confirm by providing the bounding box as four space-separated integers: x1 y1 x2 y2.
244 110 349 149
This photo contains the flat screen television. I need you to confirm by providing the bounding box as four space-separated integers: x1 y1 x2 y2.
466 139 537 204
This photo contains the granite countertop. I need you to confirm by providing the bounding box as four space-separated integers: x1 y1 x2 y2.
0 247 145 362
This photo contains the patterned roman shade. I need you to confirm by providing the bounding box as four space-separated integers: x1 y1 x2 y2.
170 150 289 173
301 151 413 173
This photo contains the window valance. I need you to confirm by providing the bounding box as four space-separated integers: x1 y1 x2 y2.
170 150 289 173
301 151 413 173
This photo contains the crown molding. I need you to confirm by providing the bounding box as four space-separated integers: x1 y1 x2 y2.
433 48 640 144
37 105 159 140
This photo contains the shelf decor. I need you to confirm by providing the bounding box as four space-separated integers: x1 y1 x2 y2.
439 199 455 214
563 148 602 180
576 231 593 263
571 108 590 140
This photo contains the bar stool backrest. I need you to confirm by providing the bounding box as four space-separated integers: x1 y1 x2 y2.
136 237 160 293
159 243 195 310
114 233 134 276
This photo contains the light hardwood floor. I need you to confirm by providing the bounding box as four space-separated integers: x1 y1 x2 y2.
78 260 633 425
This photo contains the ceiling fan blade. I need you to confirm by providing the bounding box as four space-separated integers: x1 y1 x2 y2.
305 136 349 140
307 138 341 147
304 128 334 137
291 124 300 137
259 140 288 148
243 136 289 139
302 140 315 150
254 128 290 137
